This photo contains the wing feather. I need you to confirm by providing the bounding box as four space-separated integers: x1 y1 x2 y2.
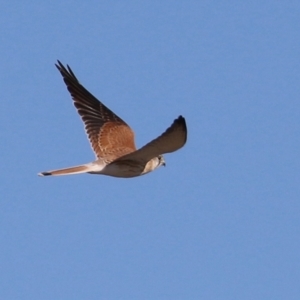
55 61 136 161
116 116 187 163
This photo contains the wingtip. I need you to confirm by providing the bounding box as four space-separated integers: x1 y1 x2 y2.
55 60 78 81
175 115 187 143
177 115 185 121
176 115 187 128
55 60 64 70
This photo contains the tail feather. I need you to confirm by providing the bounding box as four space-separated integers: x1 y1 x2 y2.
38 164 90 177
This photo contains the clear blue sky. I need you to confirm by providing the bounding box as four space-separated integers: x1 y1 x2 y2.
1 1 300 299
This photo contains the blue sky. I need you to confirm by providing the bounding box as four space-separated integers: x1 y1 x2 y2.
1 1 300 299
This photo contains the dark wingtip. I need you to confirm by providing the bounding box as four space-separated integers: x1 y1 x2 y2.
38 172 52 177
55 60 63 70
176 115 187 129
177 115 185 122
175 115 187 142
55 60 69 74
55 60 78 82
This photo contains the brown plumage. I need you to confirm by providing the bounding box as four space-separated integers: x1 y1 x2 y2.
38 61 187 178
55 61 136 162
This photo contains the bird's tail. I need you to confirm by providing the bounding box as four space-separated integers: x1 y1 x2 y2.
38 164 93 177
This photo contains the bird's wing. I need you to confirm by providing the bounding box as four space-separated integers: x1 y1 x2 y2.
55 61 136 162
115 116 187 164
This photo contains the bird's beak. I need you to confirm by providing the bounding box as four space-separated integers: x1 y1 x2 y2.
162 162 166 167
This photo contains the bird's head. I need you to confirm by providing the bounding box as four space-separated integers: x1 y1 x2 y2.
158 155 166 167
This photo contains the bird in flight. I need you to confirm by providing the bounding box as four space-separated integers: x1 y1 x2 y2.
38 61 187 178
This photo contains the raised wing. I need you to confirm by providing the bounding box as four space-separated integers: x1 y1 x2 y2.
55 61 136 162
116 116 187 163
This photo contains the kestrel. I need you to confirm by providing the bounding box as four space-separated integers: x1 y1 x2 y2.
38 61 187 178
